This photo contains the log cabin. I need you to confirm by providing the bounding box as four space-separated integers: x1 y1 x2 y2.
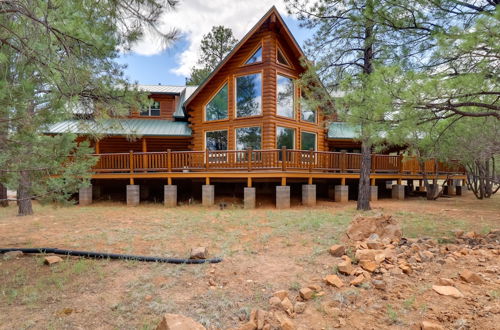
46 7 465 207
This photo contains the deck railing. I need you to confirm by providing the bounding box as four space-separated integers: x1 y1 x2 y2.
91 149 465 175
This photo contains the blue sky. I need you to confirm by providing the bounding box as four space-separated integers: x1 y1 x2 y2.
117 8 311 86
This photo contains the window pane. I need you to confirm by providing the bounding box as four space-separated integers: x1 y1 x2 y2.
277 75 294 118
276 126 295 149
301 132 316 150
245 47 262 64
206 130 228 150
205 84 228 121
301 97 315 122
140 99 160 116
277 49 289 66
236 73 262 117
236 126 261 150
150 109 160 116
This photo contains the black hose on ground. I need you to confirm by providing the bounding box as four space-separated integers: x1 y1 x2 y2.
0 248 222 264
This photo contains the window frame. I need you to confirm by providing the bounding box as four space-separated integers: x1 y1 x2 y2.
140 99 161 117
276 73 296 120
203 80 229 122
235 125 263 151
242 41 263 66
234 71 263 119
300 131 317 151
204 129 228 151
276 126 296 150
276 44 292 68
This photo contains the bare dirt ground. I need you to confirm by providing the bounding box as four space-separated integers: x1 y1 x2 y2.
0 192 498 330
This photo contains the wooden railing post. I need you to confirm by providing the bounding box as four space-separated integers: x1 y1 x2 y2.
129 150 134 174
309 148 314 172
167 149 172 172
371 154 376 173
281 147 287 172
205 149 209 170
247 147 252 172
398 154 404 174
340 151 346 172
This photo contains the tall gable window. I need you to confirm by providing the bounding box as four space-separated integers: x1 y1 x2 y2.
245 47 262 65
236 126 261 150
140 99 160 116
277 48 290 66
301 92 316 123
236 73 262 117
277 74 294 118
205 83 228 121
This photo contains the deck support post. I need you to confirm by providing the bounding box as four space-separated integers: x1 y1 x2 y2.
202 185 214 206
391 184 405 200
334 185 348 203
126 185 140 206
302 184 316 207
447 180 456 196
369 185 378 201
164 185 177 207
244 187 256 209
79 186 92 206
276 186 290 209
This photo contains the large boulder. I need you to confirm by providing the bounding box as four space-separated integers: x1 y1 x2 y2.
156 314 206 330
345 214 402 243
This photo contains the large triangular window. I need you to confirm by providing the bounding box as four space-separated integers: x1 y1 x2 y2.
277 47 290 66
245 47 262 65
205 83 228 121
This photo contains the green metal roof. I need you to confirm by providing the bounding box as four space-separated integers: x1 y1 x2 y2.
327 122 360 139
45 119 192 137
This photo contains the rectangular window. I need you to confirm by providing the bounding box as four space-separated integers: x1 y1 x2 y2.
276 126 295 149
277 74 294 118
205 130 228 150
236 126 261 150
301 131 316 150
236 73 262 117
140 100 160 116
301 93 316 123
205 83 228 121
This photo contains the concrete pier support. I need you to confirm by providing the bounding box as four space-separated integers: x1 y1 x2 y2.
126 185 140 206
164 185 177 207
335 185 348 203
302 184 316 207
447 184 456 196
79 186 92 206
276 186 290 209
202 185 214 206
369 186 378 201
244 187 256 209
392 184 405 200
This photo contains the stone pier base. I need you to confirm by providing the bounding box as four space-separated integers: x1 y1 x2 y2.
302 184 316 207
369 186 378 201
79 186 92 206
202 185 214 206
335 185 348 203
392 184 405 200
126 185 140 206
447 184 456 196
276 186 290 209
164 185 177 207
244 187 256 209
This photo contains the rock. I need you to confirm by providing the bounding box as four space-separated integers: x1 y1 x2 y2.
372 279 386 290
189 247 208 259
238 321 257 330
359 260 378 272
432 285 464 298
280 297 294 314
272 290 288 301
329 244 345 257
453 230 464 238
464 231 477 239
44 256 63 265
399 264 412 274
421 320 445 330
459 270 483 284
279 317 295 330
366 234 384 249
269 296 281 307
2 250 23 260
337 256 354 275
294 302 306 314
299 287 314 300
437 278 454 286
350 275 365 286
256 309 266 329
307 284 321 292
355 249 386 262
156 313 206 330
345 214 402 243
324 275 344 288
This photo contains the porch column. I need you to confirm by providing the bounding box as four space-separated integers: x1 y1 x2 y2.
334 185 348 202
302 184 316 207
79 186 92 206
126 185 140 206
202 185 214 206
164 185 177 207
447 180 456 196
370 186 378 201
391 184 405 200
276 186 290 209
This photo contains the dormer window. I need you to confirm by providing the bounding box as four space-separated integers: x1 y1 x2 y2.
277 47 290 66
140 99 160 116
245 47 262 65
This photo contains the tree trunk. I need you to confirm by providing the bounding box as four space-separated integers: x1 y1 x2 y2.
0 183 8 207
357 142 371 211
17 170 33 216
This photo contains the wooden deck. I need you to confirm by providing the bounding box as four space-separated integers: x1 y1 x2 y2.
90 148 466 184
